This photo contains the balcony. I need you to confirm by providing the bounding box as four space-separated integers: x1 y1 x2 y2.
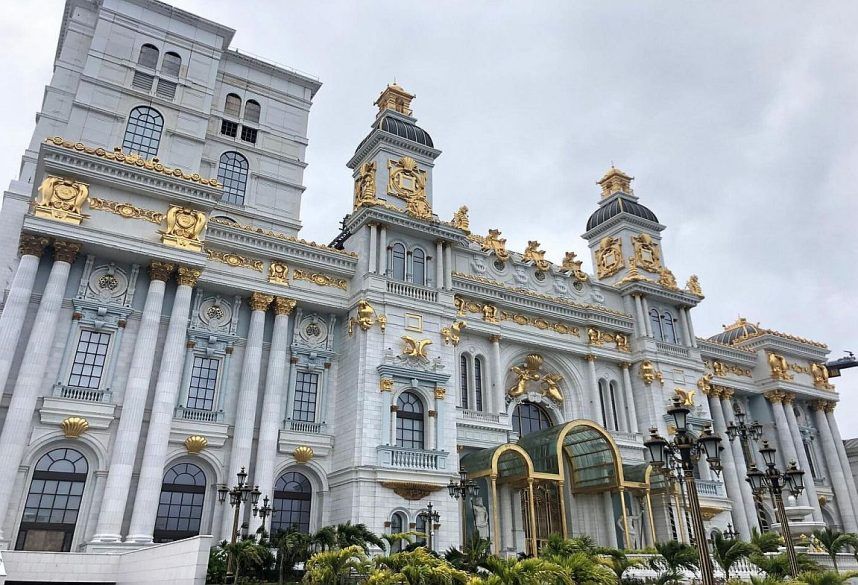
386 280 438 303
695 478 725 497
655 341 691 359
53 384 112 403
378 446 448 471
459 409 502 425
286 420 325 434
175 406 224 423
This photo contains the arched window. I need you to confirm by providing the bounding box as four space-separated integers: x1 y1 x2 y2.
154 463 206 543
138 43 159 69
272 472 312 535
649 308 663 341
661 311 678 344
608 381 621 431
396 392 425 450
16 448 88 551
244 100 261 124
474 357 484 412
224 93 242 118
803 440 818 479
389 512 406 551
217 151 249 205
391 243 407 281
415 512 427 545
460 355 469 410
122 106 163 158
162 51 181 77
512 401 552 436
412 248 426 286
598 380 609 428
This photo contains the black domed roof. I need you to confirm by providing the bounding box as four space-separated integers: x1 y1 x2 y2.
709 318 762 345
355 114 434 154
586 195 659 231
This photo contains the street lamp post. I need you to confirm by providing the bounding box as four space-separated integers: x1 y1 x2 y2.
217 467 261 582
723 523 739 540
746 441 805 577
252 495 274 539
645 397 724 585
417 501 441 552
726 404 765 530
447 467 480 544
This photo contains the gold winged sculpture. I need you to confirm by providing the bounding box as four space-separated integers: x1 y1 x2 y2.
402 336 433 359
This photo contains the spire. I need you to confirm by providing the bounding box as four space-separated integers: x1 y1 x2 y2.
597 165 634 198
374 83 415 116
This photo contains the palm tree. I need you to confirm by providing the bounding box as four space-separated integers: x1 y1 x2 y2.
750 551 820 580
599 549 643 584
444 536 492 573
812 528 858 572
223 538 267 584
547 552 616 585
710 532 755 580
792 570 858 585
372 548 471 584
749 527 783 554
383 530 423 555
302 545 371 585
480 556 572 585
312 526 337 552
333 521 386 552
648 541 699 585
274 528 313 584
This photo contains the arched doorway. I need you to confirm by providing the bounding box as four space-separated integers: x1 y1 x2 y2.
272 471 312 535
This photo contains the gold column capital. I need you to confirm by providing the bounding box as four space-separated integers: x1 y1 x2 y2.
149 260 176 282
489 334 502 343
19 233 50 257
584 354 597 362
53 240 81 264
619 361 631 370
273 296 297 315
764 390 786 404
248 292 274 312
175 265 202 287
782 392 796 405
719 387 735 399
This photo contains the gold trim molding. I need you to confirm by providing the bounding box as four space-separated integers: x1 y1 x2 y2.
293 269 348 290
380 481 444 501
88 197 164 224
206 248 263 272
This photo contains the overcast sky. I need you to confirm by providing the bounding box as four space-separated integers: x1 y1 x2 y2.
2 1 857 433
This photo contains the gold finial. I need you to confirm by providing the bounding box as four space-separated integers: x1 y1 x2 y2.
597 166 634 198
374 83 415 116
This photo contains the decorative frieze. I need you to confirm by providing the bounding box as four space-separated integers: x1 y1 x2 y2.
35 176 89 224
161 205 207 252
293 269 348 290
206 248 263 272
88 197 163 224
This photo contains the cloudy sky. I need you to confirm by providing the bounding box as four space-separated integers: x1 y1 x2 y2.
1 1 857 431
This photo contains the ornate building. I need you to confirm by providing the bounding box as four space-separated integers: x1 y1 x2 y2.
0 0 853 570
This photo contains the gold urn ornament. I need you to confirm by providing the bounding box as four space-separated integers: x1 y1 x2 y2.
61 416 89 438
293 446 314 463
184 435 208 454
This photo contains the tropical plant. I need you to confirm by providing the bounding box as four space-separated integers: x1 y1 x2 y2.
275 528 314 584
750 551 819 580
750 528 783 554
711 532 756 580
303 545 371 585
333 521 386 552
444 536 492 573
312 526 338 552
541 534 603 557
599 549 643 583
480 555 572 585
222 538 269 584
546 551 616 585
371 547 472 584
206 544 228 584
647 541 699 585
748 576 784 585
383 530 424 555
790 570 858 585
811 528 858 572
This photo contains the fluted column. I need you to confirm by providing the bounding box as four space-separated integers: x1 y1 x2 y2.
783 398 823 522
811 401 858 532
632 295 646 337
620 363 639 433
765 391 809 506
720 392 760 534
707 389 751 538
685 309 698 348
249 296 295 535
490 335 503 414
378 226 387 276
221 291 273 538
368 224 377 274
0 240 79 541
435 241 444 290
126 265 201 543
641 297 653 337
825 404 858 522
444 244 453 289
677 309 692 346
585 355 601 422
0 234 49 399
92 261 174 542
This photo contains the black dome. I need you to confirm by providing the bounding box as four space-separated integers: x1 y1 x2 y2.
355 114 434 153
708 318 762 345
586 195 659 231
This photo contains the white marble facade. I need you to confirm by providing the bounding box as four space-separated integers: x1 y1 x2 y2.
0 0 853 567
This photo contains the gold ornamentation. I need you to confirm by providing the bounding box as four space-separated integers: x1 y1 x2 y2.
161 205 207 252
481 304 499 323
615 333 630 352
450 206 470 233
440 320 466 346
697 374 714 395
248 292 274 312
293 446 314 463
379 378 394 392
704 359 752 378
809 399 836 413
353 162 378 208
541 373 564 403
587 328 629 352
767 353 793 381
616 256 653 286
507 354 564 403
560 252 588 281
699 507 720 521
402 336 433 359
675 388 695 406
782 392 796 404
273 297 297 315
434 387 446 399
387 156 431 219
149 261 175 282
208 217 357 257
61 416 89 438
46 138 221 187
459 297 583 339
812 363 835 390
374 83 414 116
53 241 81 264
34 176 89 224
631 233 661 273
293 269 348 290
522 241 550 271
595 236 624 278
657 267 679 290
268 261 289 285
598 166 634 198
718 316 827 349
639 360 663 385
19 234 49 257
184 435 208 454
764 390 787 404
348 299 386 335
176 266 202 287
206 248 263 272
88 197 164 224
686 275 703 296
379 481 444 501
481 229 510 261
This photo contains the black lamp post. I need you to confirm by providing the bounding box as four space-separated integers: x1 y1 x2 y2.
746 441 805 577
726 403 765 530
417 501 441 551
645 397 723 585
217 467 261 581
448 467 480 543
252 495 274 539
723 522 739 540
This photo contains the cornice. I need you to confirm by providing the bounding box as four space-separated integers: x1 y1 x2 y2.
581 212 666 240
740 335 829 361
344 206 470 244
697 339 758 366
615 280 702 307
347 128 442 169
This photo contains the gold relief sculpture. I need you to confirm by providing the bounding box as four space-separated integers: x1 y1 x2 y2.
149 260 175 282
379 378 394 392
615 333 630 352
387 156 431 220
34 176 89 224
450 206 470 233
405 192 433 221
686 275 703 296
595 236 624 278
273 297 297 315
348 299 386 335
639 360 663 385
19 234 50 257
598 166 634 198
175 265 202 287
587 328 603 345
206 248 264 272
481 303 499 323
61 416 89 438
481 229 510 261
541 373 564 403
440 320 466 346
293 446 314 463
657 267 679 290
522 241 551 271
353 162 378 208
379 481 444 501
454 296 466 316
88 197 164 224
767 353 793 381
208 217 357 258
434 387 447 399
697 374 714 395
184 435 208 454
712 360 727 377
507 354 564 403
764 390 787 404
560 252 588 281
631 233 661 273
703 359 752 378
248 292 274 312
293 269 348 290
161 205 207 252
811 363 835 390
402 336 433 359
675 388 695 406
268 261 289 285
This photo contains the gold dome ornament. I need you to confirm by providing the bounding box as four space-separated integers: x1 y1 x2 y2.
61 416 89 438
293 446 314 463
184 435 208 454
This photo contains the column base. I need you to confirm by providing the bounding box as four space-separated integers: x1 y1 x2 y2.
123 534 154 545
85 540 146 553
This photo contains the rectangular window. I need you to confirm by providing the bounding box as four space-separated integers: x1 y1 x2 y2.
220 119 238 138
293 372 319 422
240 126 258 144
68 330 111 389
187 356 219 411
459 356 469 410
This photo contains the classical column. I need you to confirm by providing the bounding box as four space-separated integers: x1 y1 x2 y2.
632 294 646 337
783 399 823 522
378 225 387 276
685 308 698 348
221 291 273 538
677 309 692 346
250 296 295 535
620 363 639 433
0 234 49 399
368 224 377 274
765 392 809 506
435 241 444 290
92 261 174 542
443 244 453 289
825 404 858 522
641 297 653 337
434 388 446 448
427 410 437 450
126 266 201 543
380 382 393 445
720 392 761 534
708 389 751 538
0 240 79 541
811 401 858 532
490 335 503 414
585 355 601 421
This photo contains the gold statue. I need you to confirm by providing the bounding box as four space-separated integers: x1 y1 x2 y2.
540 373 564 403
402 336 433 359
481 229 510 261
811 362 833 389
161 205 207 252
675 388 695 406
657 267 678 290
523 241 550 271
561 251 588 281
615 333 630 352
405 192 433 220
481 303 499 323
440 320 466 346
354 162 378 207
508 354 545 398
348 299 384 335
685 274 703 296
640 360 663 384
768 353 793 381
35 175 90 224
451 206 470 233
